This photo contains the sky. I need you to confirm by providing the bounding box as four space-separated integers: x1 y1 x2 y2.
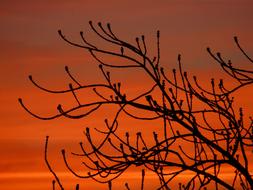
0 0 253 189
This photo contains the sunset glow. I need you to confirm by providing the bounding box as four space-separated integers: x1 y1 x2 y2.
1 1 253 189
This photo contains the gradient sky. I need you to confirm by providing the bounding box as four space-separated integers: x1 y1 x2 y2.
1 0 253 189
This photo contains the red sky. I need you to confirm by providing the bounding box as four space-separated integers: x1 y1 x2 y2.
1 0 253 189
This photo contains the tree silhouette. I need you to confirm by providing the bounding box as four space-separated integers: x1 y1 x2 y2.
19 21 253 190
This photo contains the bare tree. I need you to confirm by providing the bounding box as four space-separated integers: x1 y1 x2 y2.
19 21 253 190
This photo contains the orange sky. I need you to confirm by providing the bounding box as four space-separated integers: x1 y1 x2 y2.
1 0 253 189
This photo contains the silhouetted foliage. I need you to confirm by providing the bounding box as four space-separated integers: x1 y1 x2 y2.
19 21 253 190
